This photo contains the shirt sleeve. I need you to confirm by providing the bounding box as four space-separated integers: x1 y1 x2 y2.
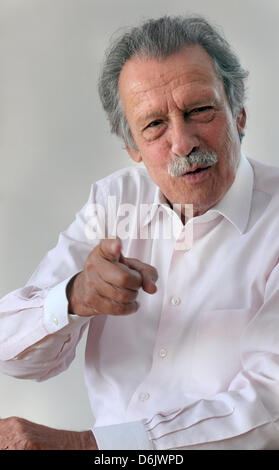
93 421 153 450
92 261 279 450
0 182 105 380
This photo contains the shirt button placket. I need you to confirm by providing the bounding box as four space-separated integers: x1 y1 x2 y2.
159 348 167 358
171 296 181 306
139 392 150 402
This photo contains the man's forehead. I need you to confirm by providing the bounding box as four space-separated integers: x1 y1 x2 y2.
120 45 221 92
118 45 224 117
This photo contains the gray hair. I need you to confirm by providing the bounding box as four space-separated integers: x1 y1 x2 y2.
98 15 249 149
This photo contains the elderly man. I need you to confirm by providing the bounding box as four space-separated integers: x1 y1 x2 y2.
1 15 279 450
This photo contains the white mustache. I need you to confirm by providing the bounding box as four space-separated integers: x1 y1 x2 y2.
168 150 218 177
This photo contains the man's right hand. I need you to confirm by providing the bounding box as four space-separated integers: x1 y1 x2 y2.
67 238 158 317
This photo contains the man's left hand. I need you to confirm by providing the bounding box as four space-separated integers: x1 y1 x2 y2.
0 416 98 450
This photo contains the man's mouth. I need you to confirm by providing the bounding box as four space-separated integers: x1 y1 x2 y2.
183 165 211 175
168 151 218 178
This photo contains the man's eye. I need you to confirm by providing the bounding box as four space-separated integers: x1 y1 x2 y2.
191 106 213 114
187 106 215 122
147 120 162 128
143 120 165 141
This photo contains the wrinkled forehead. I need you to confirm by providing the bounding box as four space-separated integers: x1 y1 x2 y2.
118 44 226 115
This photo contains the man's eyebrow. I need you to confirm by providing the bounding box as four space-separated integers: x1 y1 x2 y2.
183 96 219 110
137 99 217 126
135 91 220 127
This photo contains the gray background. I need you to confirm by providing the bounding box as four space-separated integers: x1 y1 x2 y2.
1 0 278 431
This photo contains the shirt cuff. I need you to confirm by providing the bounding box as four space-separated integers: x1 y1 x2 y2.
92 420 153 450
43 276 73 333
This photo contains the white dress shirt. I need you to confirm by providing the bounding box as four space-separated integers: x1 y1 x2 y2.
1 154 279 450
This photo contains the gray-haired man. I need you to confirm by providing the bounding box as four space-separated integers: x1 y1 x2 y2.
1 16 279 450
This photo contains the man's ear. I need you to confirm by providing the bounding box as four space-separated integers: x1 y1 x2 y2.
125 145 142 163
236 107 247 136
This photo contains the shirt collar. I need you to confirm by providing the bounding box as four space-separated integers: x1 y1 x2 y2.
143 153 254 234
206 153 254 234
142 187 171 227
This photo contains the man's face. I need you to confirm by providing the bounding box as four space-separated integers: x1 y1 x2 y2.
118 45 246 217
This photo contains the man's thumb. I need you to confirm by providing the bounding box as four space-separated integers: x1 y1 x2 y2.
99 238 122 262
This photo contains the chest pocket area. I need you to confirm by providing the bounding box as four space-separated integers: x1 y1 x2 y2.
189 308 253 396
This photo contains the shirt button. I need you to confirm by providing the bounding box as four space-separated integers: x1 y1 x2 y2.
139 392 150 402
171 296 181 306
159 348 167 358
52 316 59 326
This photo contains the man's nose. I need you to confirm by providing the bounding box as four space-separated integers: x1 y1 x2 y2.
170 119 200 157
